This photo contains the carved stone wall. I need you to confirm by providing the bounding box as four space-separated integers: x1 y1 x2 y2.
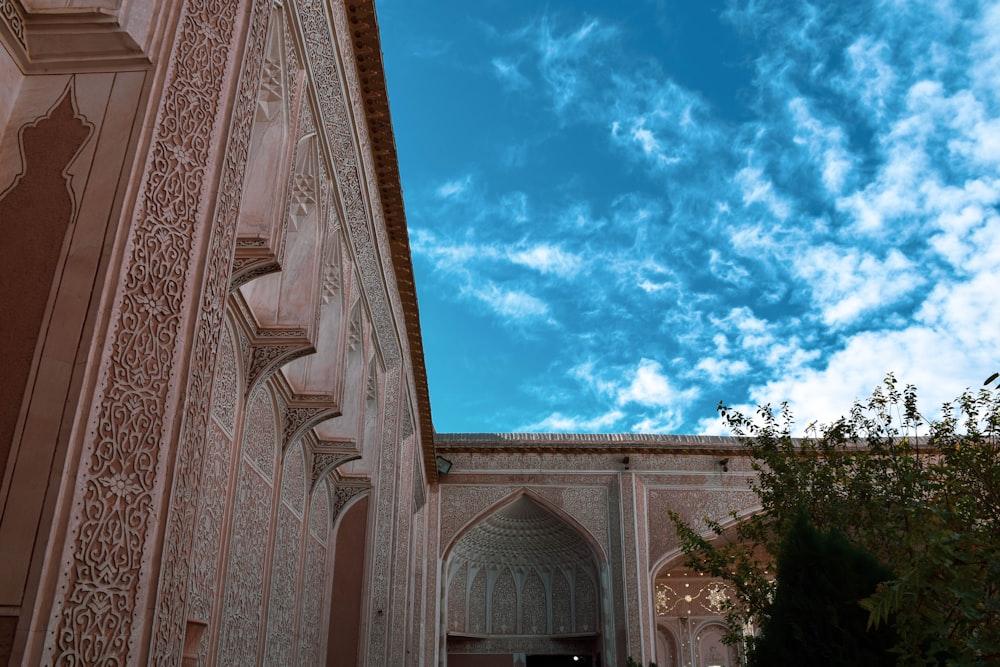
215 388 278 666
435 439 761 666
263 443 306 665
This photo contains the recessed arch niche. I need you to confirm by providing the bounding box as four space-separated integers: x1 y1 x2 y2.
444 494 603 662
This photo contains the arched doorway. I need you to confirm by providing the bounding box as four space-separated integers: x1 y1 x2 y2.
651 562 740 667
444 495 604 666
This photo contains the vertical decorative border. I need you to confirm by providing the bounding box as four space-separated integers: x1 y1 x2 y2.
147 0 273 661
36 0 265 663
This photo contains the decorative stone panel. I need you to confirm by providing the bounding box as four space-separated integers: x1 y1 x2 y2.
242 385 278 481
216 463 272 667
186 420 234 665
210 321 239 434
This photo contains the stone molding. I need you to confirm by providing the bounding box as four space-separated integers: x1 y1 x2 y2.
0 0 172 72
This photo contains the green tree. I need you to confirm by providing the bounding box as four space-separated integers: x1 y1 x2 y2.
748 511 896 666
670 376 1000 666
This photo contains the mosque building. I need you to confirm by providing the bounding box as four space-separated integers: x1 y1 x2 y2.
1 1 758 664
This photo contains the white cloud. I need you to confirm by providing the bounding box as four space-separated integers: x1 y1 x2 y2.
708 249 750 287
630 410 684 434
436 175 473 199
787 97 853 193
523 409 625 432
468 283 550 320
793 246 924 327
695 357 751 384
508 243 583 278
843 36 897 117
617 358 699 408
735 166 791 220
492 57 530 90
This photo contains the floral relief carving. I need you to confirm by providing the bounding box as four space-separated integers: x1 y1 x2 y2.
308 478 330 543
552 568 572 633
149 0 273 658
468 566 487 634
491 568 516 634
575 567 598 633
310 452 354 490
216 463 272 667
245 340 313 395
185 421 233 665
242 386 278 481
281 442 306 516
44 0 253 662
210 322 239 434
331 482 368 521
281 400 336 452
297 0 401 367
296 538 327 666
522 570 547 634
263 504 302 666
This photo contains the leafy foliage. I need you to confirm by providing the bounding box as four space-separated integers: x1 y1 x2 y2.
748 511 896 666
669 375 1000 666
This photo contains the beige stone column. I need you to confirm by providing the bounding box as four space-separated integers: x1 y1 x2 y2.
618 471 657 664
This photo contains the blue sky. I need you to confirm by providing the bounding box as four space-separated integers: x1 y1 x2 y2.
377 0 1000 435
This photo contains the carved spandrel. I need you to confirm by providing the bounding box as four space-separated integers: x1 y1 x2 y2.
244 332 313 398
279 399 336 452
331 482 369 521
310 452 358 490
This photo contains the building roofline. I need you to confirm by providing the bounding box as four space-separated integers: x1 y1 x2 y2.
345 0 437 481
434 432 751 455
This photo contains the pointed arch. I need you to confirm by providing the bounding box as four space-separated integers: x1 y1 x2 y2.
443 487 608 565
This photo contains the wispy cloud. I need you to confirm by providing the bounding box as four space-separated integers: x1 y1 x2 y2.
491 57 530 90
388 0 1000 434
435 175 473 200
508 243 583 278
468 283 551 320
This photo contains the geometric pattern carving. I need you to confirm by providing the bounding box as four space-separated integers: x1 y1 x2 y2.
347 302 361 351
289 171 316 229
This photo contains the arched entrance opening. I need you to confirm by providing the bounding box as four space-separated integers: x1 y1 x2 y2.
651 559 740 667
444 495 604 666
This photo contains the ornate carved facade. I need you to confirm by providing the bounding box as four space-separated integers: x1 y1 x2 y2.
1 2 757 665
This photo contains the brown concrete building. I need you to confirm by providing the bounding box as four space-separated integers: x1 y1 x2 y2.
0 1 758 664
